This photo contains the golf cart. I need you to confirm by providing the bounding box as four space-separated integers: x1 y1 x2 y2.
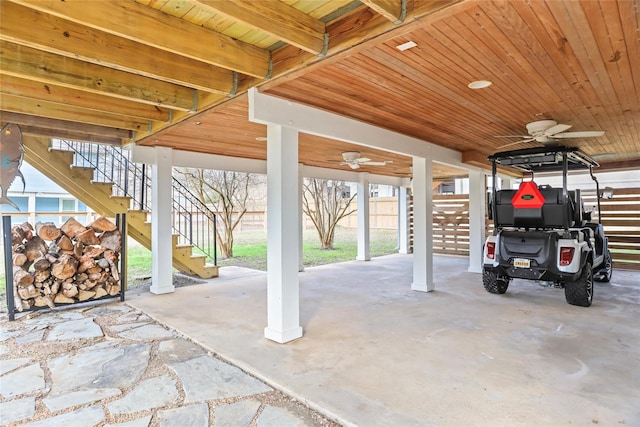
482 145 613 307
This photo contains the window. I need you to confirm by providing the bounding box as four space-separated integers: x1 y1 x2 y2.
1 196 28 213
61 198 76 223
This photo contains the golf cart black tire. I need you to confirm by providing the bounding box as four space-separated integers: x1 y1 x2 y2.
564 262 594 307
595 250 613 283
483 270 509 294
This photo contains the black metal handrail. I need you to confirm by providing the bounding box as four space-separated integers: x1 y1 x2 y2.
52 140 216 264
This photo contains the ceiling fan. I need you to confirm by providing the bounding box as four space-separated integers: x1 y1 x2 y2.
340 151 392 169
497 120 605 148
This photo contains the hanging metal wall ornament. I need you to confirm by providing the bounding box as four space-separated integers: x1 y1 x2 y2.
0 123 26 210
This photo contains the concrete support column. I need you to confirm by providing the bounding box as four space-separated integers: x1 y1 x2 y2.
468 170 487 273
299 164 305 272
500 177 513 190
150 146 175 295
357 173 371 261
398 184 410 254
264 124 303 344
411 156 434 292
28 194 36 224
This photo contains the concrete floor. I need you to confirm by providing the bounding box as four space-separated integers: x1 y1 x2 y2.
128 254 640 427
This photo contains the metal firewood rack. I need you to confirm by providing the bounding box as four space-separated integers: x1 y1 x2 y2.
2 214 126 321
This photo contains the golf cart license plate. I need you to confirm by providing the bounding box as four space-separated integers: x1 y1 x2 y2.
513 258 531 268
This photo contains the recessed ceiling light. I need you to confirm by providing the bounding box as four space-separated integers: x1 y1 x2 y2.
468 80 492 89
194 121 202 125
255 136 267 141
396 41 417 51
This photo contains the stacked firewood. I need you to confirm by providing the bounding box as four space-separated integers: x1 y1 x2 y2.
9 216 122 311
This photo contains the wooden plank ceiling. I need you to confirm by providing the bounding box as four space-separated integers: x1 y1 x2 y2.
1 0 638 179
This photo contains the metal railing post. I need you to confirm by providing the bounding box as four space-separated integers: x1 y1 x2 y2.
61 140 217 265
3 216 16 321
140 164 146 211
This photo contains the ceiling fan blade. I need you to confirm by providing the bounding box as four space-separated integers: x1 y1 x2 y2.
349 163 360 169
498 139 537 149
553 131 605 138
543 123 572 135
355 157 371 163
494 135 531 138
361 161 388 166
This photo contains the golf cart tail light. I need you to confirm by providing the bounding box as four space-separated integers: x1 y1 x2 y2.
487 242 495 259
560 247 575 266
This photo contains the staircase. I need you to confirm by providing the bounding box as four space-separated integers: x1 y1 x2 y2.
23 135 219 279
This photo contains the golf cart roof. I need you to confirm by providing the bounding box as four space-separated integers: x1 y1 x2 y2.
488 145 599 173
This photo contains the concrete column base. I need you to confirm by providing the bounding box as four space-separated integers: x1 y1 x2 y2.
264 326 303 344
150 283 175 295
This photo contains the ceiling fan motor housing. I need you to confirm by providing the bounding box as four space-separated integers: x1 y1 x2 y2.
342 151 361 161
526 119 557 135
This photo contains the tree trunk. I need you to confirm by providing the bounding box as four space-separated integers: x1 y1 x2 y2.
320 230 334 250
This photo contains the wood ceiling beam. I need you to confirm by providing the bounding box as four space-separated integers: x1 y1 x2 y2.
597 158 640 172
360 0 404 23
0 112 130 144
269 1 465 84
0 41 194 112
0 3 235 94
133 75 262 141
1 94 147 131
1 75 171 122
193 0 326 54
9 0 271 78
2 124 125 146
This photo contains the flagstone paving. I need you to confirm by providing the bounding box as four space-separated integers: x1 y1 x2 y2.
0 302 338 427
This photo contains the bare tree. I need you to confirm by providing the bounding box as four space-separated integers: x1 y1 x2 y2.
177 168 262 258
302 178 357 250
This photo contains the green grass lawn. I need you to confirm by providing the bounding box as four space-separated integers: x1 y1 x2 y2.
0 227 399 299
218 227 399 271
124 227 398 276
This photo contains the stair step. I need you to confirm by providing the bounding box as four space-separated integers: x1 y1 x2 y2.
48 148 75 164
126 210 150 224
69 165 95 181
109 195 131 212
190 254 207 261
199 264 219 279
26 136 220 280
173 245 194 256
89 181 114 193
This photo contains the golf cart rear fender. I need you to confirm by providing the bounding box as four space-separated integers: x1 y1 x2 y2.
557 238 589 274
483 235 498 266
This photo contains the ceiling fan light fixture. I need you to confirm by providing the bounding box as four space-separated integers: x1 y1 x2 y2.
255 136 267 141
468 80 492 89
396 41 417 51
342 151 361 161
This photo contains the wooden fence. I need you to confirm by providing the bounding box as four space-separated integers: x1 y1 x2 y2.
432 194 470 256
309 190 640 270
585 187 640 270
428 189 639 270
